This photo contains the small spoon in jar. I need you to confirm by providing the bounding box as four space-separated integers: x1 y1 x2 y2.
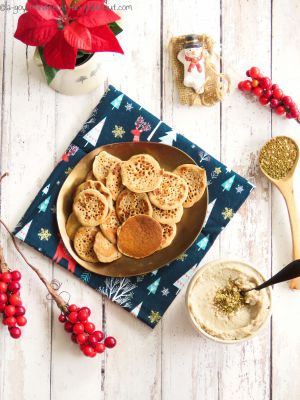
242 259 300 293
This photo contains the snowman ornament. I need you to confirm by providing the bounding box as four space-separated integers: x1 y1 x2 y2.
177 34 206 94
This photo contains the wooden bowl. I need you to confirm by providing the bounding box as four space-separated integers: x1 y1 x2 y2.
56 142 208 277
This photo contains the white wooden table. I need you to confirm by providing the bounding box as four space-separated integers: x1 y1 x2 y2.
1 1 300 399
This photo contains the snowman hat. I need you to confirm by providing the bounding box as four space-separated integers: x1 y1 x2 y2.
183 34 202 49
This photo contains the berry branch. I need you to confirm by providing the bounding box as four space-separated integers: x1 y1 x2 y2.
238 66 300 123
0 173 117 355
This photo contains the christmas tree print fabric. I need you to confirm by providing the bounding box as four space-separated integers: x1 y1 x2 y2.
14 85 254 328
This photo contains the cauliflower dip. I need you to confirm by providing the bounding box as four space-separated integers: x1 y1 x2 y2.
186 260 272 341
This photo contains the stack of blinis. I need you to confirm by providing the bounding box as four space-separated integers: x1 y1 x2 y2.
66 151 207 263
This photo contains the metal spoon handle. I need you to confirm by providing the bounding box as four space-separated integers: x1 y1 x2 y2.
255 259 300 291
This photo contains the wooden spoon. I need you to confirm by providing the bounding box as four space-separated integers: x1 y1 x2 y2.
259 136 300 289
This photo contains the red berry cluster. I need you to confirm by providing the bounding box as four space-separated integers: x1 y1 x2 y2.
238 66 300 120
0 270 27 339
59 304 116 358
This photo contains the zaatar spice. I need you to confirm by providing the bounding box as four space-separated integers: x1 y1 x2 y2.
213 280 245 315
259 136 298 180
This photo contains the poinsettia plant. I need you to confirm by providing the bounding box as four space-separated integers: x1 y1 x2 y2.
14 0 123 83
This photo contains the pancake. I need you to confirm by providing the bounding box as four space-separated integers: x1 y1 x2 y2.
106 161 124 201
160 223 177 249
121 154 163 193
100 209 120 244
152 205 183 224
74 226 98 263
148 171 188 210
66 212 81 241
73 189 108 226
75 180 113 211
93 151 121 181
173 164 207 208
93 231 122 263
117 215 163 259
116 188 153 223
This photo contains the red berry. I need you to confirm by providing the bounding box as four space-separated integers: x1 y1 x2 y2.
80 343 86 351
2 272 12 283
271 84 279 90
84 322 95 334
68 304 78 313
83 345 96 357
272 88 283 99
8 281 20 294
5 305 16 317
246 70 251 77
64 321 74 333
0 293 7 304
15 306 26 316
252 87 263 97
264 89 273 98
10 327 21 339
77 309 89 322
0 304 5 312
242 80 252 92
9 294 22 306
290 107 300 118
251 79 259 87
88 335 98 347
95 343 106 353
286 112 293 119
270 98 279 109
249 67 260 79
73 323 85 335
68 311 78 324
104 336 117 349
260 77 272 89
76 333 87 345
71 333 78 343
0 281 7 293
275 106 285 115
282 96 293 107
238 81 244 91
259 96 269 105
11 271 21 281
58 314 66 323
93 330 104 342
5 316 17 327
79 307 91 317
16 316 27 326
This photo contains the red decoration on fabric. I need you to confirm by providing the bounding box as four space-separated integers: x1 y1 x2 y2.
14 0 123 69
53 239 76 273
131 129 141 142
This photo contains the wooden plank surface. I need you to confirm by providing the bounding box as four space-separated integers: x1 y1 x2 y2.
0 1 300 399
161 1 222 399
271 2 300 400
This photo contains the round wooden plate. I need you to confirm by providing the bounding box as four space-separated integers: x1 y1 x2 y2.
56 142 208 277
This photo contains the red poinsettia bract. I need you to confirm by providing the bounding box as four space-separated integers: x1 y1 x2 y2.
14 0 124 69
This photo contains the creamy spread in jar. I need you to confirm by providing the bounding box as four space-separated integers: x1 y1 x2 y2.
186 260 272 341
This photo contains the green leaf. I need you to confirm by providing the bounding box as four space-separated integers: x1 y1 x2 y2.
38 47 59 85
77 50 92 57
108 22 123 36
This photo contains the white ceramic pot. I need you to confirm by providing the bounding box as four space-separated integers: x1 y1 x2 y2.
34 50 114 96
185 259 272 344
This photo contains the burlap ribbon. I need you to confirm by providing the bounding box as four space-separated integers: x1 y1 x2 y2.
170 34 231 106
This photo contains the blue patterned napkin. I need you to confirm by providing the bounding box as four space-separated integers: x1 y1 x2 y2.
14 85 254 328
